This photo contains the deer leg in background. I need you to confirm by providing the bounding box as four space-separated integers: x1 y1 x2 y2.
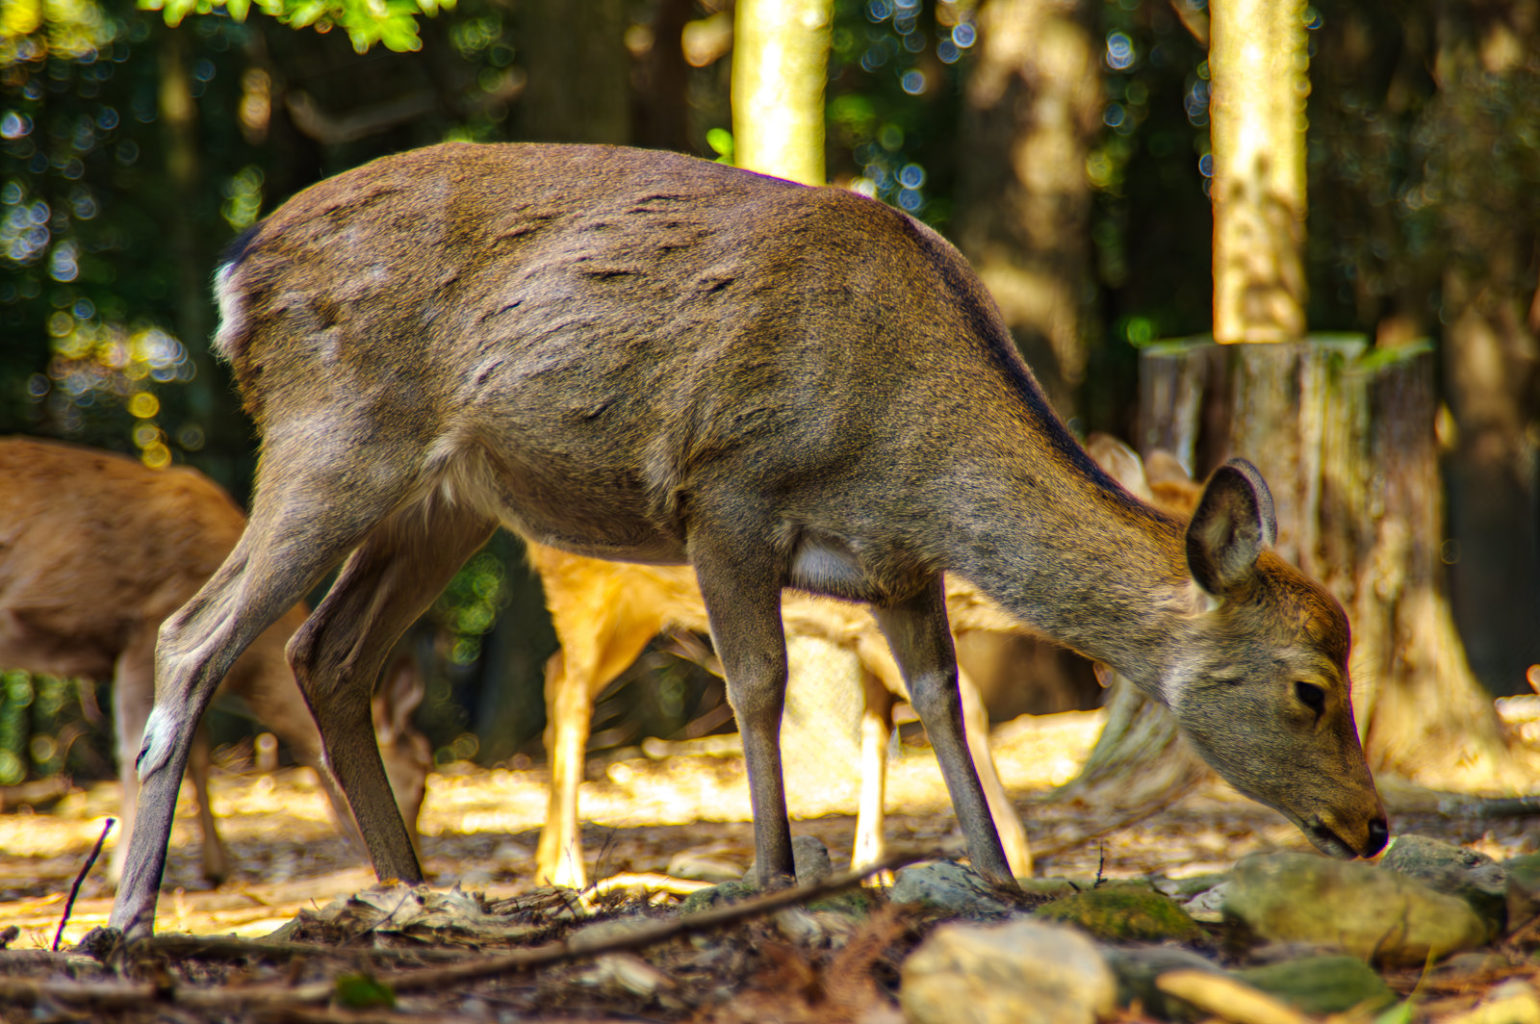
693 536 795 887
872 578 1015 889
185 720 230 885
853 668 895 875
285 495 496 886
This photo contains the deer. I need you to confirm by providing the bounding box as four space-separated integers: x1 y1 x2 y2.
0 437 431 886
105 142 1387 938
526 433 1194 889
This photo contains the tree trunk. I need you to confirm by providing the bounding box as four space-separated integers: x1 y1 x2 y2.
1138 337 1513 787
731 0 831 184
1208 0 1308 343
1429 12 1540 697
513 0 630 144
954 0 1102 419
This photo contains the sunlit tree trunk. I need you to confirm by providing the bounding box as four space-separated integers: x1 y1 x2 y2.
955 0 1102 421
731 0 830 184
1208 0 1307 343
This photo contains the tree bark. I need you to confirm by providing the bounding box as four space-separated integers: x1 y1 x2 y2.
1208 0 1308 343
954 0 1102 419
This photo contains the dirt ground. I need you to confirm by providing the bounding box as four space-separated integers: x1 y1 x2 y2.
2 707 1534 955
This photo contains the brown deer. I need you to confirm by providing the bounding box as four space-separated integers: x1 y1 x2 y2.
527 433 1191 888
0 437 431 885
107 143 1386 937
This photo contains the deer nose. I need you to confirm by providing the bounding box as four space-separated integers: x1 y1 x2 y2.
1365 816 1389 857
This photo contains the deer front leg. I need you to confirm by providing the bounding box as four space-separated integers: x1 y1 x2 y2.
693 541 794 888
871 578 1016 890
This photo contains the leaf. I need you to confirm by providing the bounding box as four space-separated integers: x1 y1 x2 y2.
225 0 250 21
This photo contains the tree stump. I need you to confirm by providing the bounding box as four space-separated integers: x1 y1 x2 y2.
1133 337 1511 787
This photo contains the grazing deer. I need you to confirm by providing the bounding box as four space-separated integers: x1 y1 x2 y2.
0 437 431 885
527 433 1195 888
108 143 1386 937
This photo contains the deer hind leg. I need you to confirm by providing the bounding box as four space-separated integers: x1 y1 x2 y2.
871 578 1015 889
108 436 425 938
284 492 495 886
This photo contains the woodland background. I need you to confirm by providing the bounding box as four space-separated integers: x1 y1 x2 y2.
0 0 1536 784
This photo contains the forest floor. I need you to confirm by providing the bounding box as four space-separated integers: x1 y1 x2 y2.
0 708 1537 1020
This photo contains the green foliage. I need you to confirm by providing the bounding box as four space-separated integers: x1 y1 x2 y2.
333 972 396 1008
143 0 455 54
0 671 107 785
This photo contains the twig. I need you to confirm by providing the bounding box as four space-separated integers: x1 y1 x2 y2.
54 817 113 952
143 934 477 964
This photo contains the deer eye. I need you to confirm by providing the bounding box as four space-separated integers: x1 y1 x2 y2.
1295 680 1327 717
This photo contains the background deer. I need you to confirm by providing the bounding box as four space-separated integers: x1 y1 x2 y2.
109 142 1386 937
528 433 1196 888
0 437 431 886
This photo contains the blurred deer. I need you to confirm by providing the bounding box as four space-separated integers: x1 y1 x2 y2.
0 437 431 885
110 143 1385 937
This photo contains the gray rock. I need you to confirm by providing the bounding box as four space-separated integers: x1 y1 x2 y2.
1222 852 1490 966
1102 944 1224 1020
1380 834 1506 936
888 861 1010 917
900 917 1116 1024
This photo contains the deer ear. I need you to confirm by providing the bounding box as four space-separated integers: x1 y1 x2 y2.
1185 458 1277 596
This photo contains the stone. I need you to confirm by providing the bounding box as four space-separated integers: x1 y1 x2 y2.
1222 852 1489 966
888 861 1011 917
1237 955 1396 1015
1101 944 1225 1020
1380 834 1506 936
900 917 1116 1024
1036 883 1205 943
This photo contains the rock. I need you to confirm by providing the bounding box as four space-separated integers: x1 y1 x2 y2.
1236 955 1396 1015
1503 852 1540 929
678 880 758 914
1440 979 1540 1024
1380 834 1506 936
1222 852 1490 966
1101 944 1225 1020
1036 883 1205 943
745 835 831 885
667 851 743 884
1153 874 1231 924
900 917 1116 1024
888 861 1010 917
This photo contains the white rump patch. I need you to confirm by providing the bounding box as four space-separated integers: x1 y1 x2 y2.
211 262 247 362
